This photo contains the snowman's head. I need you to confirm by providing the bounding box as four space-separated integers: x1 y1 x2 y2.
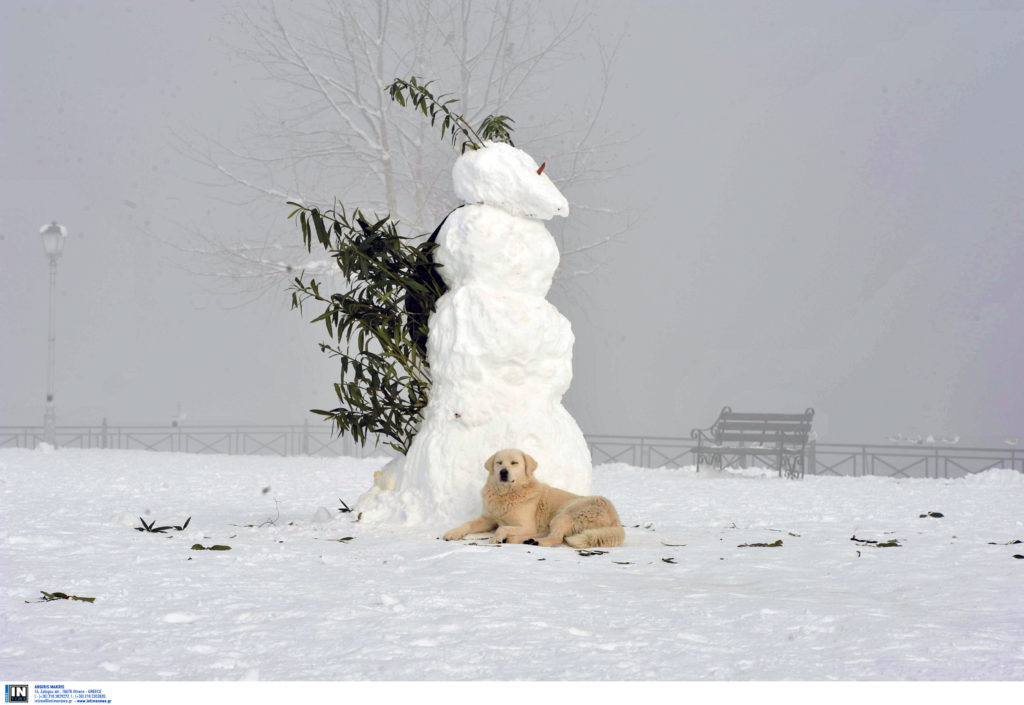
452 141 569 220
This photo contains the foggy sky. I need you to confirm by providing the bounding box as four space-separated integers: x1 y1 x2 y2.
2 1 1022 447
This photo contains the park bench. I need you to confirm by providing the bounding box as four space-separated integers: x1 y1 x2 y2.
690 407 815 479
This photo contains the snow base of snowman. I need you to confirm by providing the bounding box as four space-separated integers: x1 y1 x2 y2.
356 142 593 530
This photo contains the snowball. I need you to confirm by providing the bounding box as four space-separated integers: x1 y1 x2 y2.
426 285 575 420
436 204 560 296
452 142 569 219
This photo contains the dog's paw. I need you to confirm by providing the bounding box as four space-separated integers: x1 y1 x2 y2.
442 530 464 542
523 538 538 546
536 536 564 547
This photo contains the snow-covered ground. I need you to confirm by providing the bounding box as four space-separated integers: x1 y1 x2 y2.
1 446 1023 681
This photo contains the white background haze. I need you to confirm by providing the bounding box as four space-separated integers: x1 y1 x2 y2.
1 1 1022 447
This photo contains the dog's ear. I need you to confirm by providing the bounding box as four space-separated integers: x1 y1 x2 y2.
484 452 498 473
523 453 538 476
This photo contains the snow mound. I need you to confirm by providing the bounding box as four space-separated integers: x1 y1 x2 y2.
593 462 644 474
436 204 560 296
452 141 569 219
958 467 1024 485
720 465 780 479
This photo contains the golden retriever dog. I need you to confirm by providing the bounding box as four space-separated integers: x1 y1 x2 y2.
443 449 625 548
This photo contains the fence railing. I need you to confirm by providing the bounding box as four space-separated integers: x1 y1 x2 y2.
583 435 1021 478
0 422 386 459
2 424 1021 478
584 434 696 469
806 442 1022 479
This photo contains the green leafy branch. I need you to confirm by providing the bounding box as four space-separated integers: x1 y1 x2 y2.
37 591 96 603
851 535 902 548
478 114 516 145
289 202 447 454
738 540 784 548
289 76 515 455
387 76 515 153
135 516 191 534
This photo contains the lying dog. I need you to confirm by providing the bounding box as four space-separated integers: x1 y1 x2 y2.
443 448 625 548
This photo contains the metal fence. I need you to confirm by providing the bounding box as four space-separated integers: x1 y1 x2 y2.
584 435 1022 478
2 424 1021 478
807 442 1022 479
0 422 386 458
585 434 695 468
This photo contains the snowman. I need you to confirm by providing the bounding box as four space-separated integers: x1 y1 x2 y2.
357 141 592 528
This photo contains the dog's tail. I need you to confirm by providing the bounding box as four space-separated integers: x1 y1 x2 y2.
565 525 625 549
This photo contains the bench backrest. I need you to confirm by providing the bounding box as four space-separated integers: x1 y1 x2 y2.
712 407 814 448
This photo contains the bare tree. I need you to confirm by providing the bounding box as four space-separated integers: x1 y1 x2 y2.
176 0 629 303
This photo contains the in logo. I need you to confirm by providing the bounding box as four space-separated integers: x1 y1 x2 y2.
4 685 28 703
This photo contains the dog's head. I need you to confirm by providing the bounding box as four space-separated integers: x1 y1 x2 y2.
484 448 538 490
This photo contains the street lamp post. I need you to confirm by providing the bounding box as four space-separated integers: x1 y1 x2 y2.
40 221 67 446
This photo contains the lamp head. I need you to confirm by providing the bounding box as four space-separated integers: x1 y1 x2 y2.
39 221 67 257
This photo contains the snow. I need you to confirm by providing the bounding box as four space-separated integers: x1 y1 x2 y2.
436 204 561 296
3 446 1024 681
452 141 569 219
358 142 590 525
